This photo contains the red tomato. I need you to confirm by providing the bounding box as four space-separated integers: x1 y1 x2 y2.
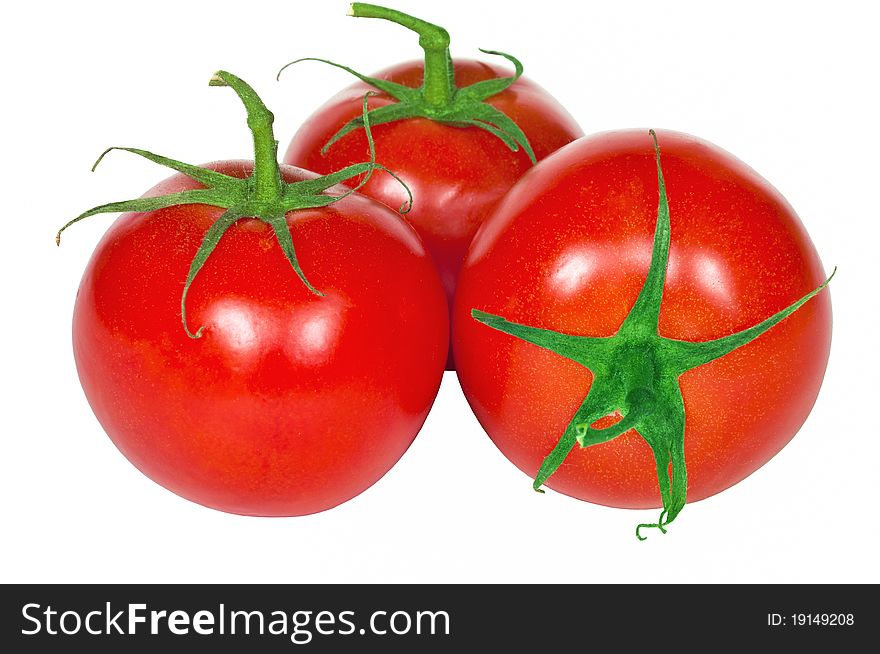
285 59 582 367
453 130 831 524
73 161 448 516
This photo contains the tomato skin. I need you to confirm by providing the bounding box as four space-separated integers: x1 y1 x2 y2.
453 130 832 508
73 161 448 516
284 59 583 367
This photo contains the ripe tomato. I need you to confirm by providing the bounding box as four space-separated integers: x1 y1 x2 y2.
73 161 447 516
283 5 582 368
66 72 448 516
453 129 831 533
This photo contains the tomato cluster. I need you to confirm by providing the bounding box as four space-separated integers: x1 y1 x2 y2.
62 4 831 536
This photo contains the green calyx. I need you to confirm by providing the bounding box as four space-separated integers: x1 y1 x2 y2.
58 71 410 339
473 130 834 539
278 2 536 163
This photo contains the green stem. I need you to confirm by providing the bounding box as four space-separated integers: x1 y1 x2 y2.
210 71 283 205
350 2 454 108
281 5 534 158
61 72 413 339
618 130 670 337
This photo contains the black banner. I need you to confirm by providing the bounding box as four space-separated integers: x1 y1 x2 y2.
1 584 873 651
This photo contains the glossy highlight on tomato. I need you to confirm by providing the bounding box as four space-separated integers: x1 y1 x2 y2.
453 129 831 526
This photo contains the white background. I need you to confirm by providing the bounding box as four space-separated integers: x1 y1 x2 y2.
1 0 877 583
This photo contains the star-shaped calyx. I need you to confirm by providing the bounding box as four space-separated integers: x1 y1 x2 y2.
57 71 409 338
278 2 536 162
473 130 833 539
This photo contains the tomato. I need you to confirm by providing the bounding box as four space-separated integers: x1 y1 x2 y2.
453 129 832 535
283 4 582 367
64 72 448 516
